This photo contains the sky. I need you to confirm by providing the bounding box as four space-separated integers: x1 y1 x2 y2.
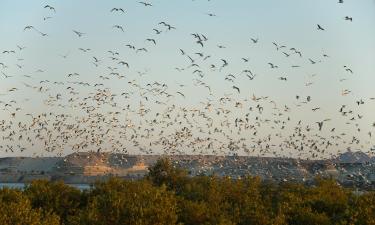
0 0 374 158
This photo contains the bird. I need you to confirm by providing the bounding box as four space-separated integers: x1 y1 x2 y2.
344 16 353 22
344 66 353 74
118 61 129 68
139 2 152 6
176 92 185 98
73 30 85 37
153 29 162 34
317 24 325 31
268 63 278 69
308 59 317 64
136 48 148 53
113 25 124 32
44 5 56 12
24 26 34 31
17 45 26 51
250 38 259 43
111 8 125 13
232 86 240 93
272 42 286 51
145 39 156 45
316 121 324 131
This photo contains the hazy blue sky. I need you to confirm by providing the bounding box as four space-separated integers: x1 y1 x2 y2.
0 0 374 157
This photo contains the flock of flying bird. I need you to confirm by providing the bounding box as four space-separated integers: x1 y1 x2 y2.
0 0 374 160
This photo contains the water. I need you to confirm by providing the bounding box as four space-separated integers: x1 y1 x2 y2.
0 183 92 190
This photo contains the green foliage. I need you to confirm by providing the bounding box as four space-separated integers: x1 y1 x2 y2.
24 179 84 225
147 157 188 192
0 188 60 225
0 158 373 225
83 178 178 225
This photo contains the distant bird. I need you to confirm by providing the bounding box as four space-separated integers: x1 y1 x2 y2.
282 52 290 57
153 29 162 34
308 58 317 64
145 39 156 45
1 72 12 78
316 122 323 131
78 48 90 52
176 92 185 98
344 16 353 22
206 13 216 17
317 24 325 31
118 61 129 68
268 63 278 69
136 48 148 53
17 45 26 51
111 8 125 13
232 86 240 93
44 5 56 12
316 119 330 131
113 25 124 32
250 38 259 44
73 30 85 37
272 42 286 51
344 66 353 74
24 26 34 31
125 44 136 50
139 2 152 6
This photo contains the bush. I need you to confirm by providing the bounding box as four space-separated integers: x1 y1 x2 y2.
0 159 373 225
0 188 60 225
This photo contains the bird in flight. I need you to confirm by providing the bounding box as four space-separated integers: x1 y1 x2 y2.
113 25 124 32
250 38 259 44
145 39 156 45
111 8 125 13
139 2 152 6
73 30 85 37
153 29 162 34
268 63 278 69
316 119 330 131
44 5 56 12
24 25 34 31
272 42 286 51
17 45 26 51
176 92 185 98
317 24 325 31
344 16 353 22
232 86 240 93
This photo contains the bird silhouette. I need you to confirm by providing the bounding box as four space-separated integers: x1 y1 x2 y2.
317 24 325 31
73 30 85 37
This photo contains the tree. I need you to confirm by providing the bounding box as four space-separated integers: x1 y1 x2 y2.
147 158 188 192
83 178 178 225
24 179 84 225
0 188 60 225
